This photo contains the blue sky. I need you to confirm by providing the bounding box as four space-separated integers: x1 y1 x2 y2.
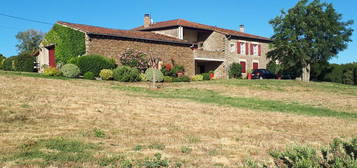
0 0 355 64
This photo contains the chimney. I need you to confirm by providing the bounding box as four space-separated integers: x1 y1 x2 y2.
144 14 151 28
239 25 245 32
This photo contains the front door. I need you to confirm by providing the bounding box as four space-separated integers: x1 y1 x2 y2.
48 47 56 67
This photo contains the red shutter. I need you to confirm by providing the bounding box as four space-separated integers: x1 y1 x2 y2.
258 44 261 56
237 42 241 54
240 61 246 73
250 43 254 55
253 62 258 70
245 43 249 55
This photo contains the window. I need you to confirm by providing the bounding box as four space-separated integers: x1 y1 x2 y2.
253 62 259 70
240 42 246 55
229 43 236 53
253 44 258 56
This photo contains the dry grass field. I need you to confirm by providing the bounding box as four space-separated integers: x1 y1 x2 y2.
0 71 356 167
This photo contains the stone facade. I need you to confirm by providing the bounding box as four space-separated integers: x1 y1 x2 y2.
86 36 195 76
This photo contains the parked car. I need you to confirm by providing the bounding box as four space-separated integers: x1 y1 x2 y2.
251 69 276 79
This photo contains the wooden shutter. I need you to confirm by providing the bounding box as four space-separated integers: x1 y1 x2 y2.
250 43 254 55
245 43 249 55
240 61 246 73
258 44 261 56
237 42 241 54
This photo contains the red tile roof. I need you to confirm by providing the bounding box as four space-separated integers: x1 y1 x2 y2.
57 21 191 45
132 19 272 41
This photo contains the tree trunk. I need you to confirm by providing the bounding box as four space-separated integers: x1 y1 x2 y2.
301 64 311 82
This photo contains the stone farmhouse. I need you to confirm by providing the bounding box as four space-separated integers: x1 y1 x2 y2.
38 14 272 78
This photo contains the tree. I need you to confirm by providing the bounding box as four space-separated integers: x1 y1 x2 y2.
0 54 5 69
16 29 44 54
267 0 353 82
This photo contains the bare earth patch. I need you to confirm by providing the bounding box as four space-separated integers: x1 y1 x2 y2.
0 75 356 167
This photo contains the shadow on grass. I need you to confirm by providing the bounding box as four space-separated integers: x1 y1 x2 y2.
113 85 357 119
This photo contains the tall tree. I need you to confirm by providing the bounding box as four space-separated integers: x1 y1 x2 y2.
267 0 353 82
16 29 44 54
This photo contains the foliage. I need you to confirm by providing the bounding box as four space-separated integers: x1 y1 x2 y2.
68 57 80 65
191 74 203 81
140 153 169 168
43 67 62 76
77 55 116 76
119 49 148 72
113 66 141 82
140 73 148 81
0 54 5 69
268 0 353 82
180 146 192 154
13 54 35 72
266 61 282 75
145 68 164 82
148 143 165 150
93 128 106 138
269 138 357 168
2 56 16 71
171 65 184 74
60 64 80 78
16 29 44 54
228 63 242 78
43 24 86 63
202 73 211 80
172 76 190 82
163 76 173 82
161 64 185 77
2 54 35 72
310 62 357 85
83 72 95 80
99 69 113 80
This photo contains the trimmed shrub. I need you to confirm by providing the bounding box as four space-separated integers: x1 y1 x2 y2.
229 63 242 78
43 67 61 76
99 69 113 80
2 56 17 71
83 71 95 80
163 76 173 82
140 73 147 81
173 76 190 82
202 73 211 80
145 68 164 82
113 66 141 82
191 75 203 81
60 64 80 78
77 55 116 76
68 57 80 65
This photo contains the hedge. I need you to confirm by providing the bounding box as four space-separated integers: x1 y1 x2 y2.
77 54 116 76
2 54 35 72
42 24 85 63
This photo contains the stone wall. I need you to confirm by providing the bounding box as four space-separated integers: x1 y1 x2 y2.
202 32 225 52
86 36 195 76
225 38 270 76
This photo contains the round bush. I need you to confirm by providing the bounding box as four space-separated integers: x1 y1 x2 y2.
202 73 211 80
44 67 62 76
99 69 113 80
83 71 95 80
191 75 203 81
60 64 80 78
145 68 164 82
163 76 173 82
229 63 242 78
77 55 116 76
140 73 147 81
113 66 141 82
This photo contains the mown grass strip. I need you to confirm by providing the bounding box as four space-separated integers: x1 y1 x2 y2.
0 70 71 80
113 85 357 119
